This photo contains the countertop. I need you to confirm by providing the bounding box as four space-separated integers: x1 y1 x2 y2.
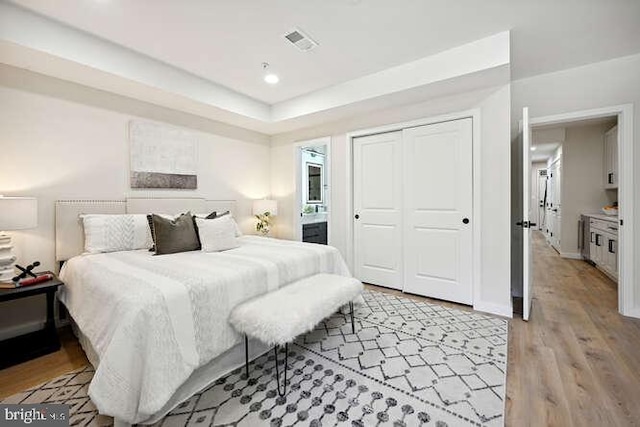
301 212 328 225
582 212 618 222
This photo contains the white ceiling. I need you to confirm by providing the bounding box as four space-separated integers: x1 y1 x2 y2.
531 143 560 163
9 0 640 105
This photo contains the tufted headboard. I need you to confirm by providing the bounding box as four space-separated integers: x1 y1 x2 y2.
55 198 237 263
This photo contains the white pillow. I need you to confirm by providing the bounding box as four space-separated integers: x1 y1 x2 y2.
195 216 239 252
82 214 153 253
218 212 243 237
230 216 243 237
194 211 243 237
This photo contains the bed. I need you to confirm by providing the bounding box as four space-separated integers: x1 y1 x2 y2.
55 198 351 425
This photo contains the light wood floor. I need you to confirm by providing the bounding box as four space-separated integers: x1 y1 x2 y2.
506 231 640 427
0 328 88 398
1 232 639 426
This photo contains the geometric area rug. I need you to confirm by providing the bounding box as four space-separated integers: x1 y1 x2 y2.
2 289 508 426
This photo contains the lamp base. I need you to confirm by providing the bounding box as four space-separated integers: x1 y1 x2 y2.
0 232 16 282
255 215 272 236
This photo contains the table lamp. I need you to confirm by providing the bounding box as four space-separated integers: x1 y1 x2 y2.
252 199 278 236
0 196 38 282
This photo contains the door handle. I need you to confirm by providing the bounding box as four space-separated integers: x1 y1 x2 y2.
462 218 469 224
354 214 360 220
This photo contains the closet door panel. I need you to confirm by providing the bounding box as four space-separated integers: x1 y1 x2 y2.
414 228 458 281
411 138 457 210
353 131 403 289
403 118 473 304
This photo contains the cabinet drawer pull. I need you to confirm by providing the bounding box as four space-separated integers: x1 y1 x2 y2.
608 173 613 184
609 240 616 254
595 234 602 247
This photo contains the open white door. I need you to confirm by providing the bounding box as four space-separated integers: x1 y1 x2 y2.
522 107 533 321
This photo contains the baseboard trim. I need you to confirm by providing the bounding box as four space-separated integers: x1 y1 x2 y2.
560 252 583 260
621 306 640 319
473 301 513 318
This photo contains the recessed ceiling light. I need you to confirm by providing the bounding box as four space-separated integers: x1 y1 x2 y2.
264 73 279 84
530 146 537 151
262 62 279 85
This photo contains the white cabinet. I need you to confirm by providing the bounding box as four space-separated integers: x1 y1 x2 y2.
589 217 618 282
589 228 603 266
604 125 618 189
603 232 618 278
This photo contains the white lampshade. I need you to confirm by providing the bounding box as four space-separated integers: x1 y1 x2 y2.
0 197 38 230
253 199 278 216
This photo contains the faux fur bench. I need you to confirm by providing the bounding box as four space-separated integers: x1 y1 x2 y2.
229 273 363 395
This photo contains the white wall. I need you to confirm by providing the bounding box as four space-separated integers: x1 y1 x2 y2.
272 85 512 316
511 52 640 310
560 123 616 256
0 66 271 338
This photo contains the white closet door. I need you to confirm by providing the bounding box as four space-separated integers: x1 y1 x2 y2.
402 118 473 304
353 131 403 289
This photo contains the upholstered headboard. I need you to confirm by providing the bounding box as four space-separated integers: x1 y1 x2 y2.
55 198 237 262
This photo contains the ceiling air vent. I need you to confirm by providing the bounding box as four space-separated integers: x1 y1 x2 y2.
284 28 318 52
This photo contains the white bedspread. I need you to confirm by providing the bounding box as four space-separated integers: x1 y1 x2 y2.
59 236 350 424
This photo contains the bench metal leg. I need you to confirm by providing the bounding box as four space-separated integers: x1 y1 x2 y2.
349 301 355 334
244 334 249 378
274 343 289 397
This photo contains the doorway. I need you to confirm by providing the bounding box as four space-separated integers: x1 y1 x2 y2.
294 138 331 245
520 104 635 319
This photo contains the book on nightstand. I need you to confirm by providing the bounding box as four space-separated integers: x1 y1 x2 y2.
0 273 54 289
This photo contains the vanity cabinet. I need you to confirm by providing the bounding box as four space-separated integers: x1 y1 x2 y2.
302 221 327 245
603 125 618 189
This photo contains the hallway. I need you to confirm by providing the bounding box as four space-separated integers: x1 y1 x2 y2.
506 231 640 426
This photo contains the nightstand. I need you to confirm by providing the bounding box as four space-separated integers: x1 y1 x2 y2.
0 272 64 369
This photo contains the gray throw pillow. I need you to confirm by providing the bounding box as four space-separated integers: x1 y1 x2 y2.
152 212 201 255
